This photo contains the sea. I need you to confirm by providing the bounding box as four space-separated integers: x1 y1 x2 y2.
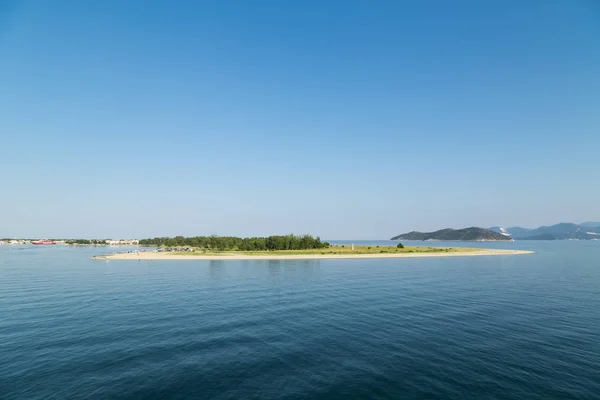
1 241 599 399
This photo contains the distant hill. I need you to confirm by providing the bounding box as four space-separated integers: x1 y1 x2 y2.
580 222 600 228
490 222 600 240
391 227 512 241
398 222 600 241
489 226 510 236
489 226 532 237
516 233 558 241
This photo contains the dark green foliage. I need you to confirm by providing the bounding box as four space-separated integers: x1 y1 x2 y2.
67 239 91 244
396 243 404 249
139 234 330 251
65 239 106 245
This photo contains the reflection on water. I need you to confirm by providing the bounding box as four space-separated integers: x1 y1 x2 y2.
266 260 320 282
208 260 224 280
267 260 281 278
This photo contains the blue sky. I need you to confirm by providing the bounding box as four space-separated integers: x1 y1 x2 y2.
1 0 599 239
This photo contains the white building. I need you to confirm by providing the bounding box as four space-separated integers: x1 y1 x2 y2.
106 239 139 245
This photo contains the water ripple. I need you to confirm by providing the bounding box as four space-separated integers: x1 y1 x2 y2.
1 243 600 399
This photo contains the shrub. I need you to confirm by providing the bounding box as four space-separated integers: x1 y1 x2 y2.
397 243 404 249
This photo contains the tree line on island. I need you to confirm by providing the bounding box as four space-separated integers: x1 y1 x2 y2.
139 234 331 251
66 239 109 245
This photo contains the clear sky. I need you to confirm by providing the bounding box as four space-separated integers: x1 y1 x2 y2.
1 0 599 239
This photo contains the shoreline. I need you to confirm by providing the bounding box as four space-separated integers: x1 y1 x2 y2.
92 249 533 261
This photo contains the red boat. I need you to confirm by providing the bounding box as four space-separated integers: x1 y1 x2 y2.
32 240 56 245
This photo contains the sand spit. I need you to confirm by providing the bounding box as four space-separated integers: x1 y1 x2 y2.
93 249 534 261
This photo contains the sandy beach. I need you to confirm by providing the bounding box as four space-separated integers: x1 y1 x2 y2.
93 249 533 261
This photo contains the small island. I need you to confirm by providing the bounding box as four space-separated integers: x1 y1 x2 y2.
92 234 532 260
391 227 512 242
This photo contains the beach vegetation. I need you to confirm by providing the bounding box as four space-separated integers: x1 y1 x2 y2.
166 245 478 257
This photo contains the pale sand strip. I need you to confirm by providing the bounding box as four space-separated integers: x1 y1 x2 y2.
93 249 533 261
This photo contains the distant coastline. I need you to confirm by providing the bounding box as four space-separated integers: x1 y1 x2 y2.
4 222 600 247
0 239 139 246
490 222 600 240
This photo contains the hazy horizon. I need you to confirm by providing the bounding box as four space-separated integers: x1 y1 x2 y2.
2 220 599 241
1 1 599 239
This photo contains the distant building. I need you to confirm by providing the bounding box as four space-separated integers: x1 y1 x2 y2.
105 239 139 245
1 239 29 245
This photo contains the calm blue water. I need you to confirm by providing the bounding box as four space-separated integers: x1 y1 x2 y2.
1 241 599 399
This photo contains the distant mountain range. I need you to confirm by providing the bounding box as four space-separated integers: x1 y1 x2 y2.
489 222 600 240
390 222 600 242
391 227 511 242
